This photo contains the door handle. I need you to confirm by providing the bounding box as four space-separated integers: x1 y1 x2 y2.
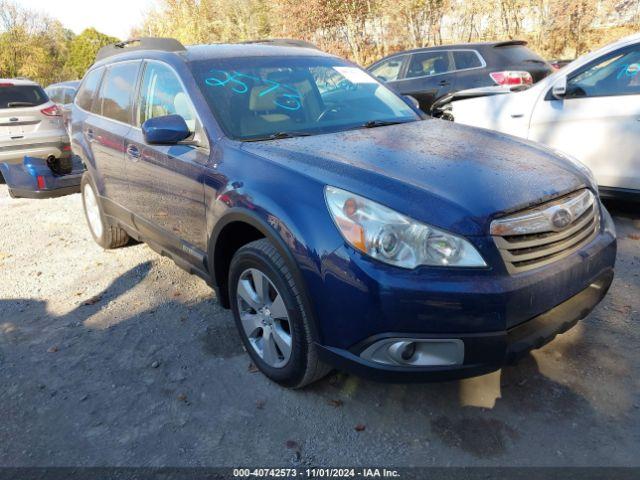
126 144 140 160
439 80 450 86
85 128 94 140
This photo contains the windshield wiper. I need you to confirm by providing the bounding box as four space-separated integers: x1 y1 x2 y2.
361 119 411 129
244 131 313 142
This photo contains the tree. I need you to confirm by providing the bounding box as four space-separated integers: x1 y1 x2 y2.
0 0 74 84
64 28 119 79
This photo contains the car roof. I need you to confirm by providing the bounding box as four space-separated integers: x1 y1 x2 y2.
0 78 41 86
47 80 81 88
369 41 530 64
184 43 333 62
91 41 334 70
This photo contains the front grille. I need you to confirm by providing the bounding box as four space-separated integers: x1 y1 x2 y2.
491 189 600 274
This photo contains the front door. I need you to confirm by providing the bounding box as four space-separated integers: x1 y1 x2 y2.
126 61 209 253
529 45 640 191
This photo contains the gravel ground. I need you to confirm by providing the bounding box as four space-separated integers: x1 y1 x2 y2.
0 184 639 468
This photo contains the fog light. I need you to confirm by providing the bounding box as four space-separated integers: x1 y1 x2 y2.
400 342 416 360
360 338 464 367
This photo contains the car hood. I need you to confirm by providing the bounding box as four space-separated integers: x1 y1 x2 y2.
240 119 589 236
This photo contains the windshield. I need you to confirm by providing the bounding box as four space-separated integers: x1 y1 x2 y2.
191 56 420 140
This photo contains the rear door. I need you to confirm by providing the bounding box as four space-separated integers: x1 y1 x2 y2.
450 50 488 89
86 61 141 206
529 44 640 191
126 60 208 252
394 50 456 111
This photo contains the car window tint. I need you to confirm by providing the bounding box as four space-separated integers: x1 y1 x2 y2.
138 62 197 133
567 47 640 98
406 52 452 79
99 62 140 124
191 56 418 141
0 85 48 109
453 51 482 70
76 68 104 112
370 57 404 82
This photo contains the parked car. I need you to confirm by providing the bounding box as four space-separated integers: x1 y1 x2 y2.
45 80 80 106
367 41 553 114
450 33 640 200
0 78 70 173
72 38 616 388
46 80 80 134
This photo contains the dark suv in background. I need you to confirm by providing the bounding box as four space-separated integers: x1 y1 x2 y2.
368 40 553 113
71 38 615 388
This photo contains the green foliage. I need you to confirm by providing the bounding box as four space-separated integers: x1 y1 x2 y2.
0 1 117 85
64 28 119 79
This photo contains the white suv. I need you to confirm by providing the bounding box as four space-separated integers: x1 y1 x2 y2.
0 78 70 169
450 33 640 200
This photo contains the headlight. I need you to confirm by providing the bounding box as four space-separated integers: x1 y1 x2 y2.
325 186 486 269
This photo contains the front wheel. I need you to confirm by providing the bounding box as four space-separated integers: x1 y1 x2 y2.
229 239 330 388
81 174 129 249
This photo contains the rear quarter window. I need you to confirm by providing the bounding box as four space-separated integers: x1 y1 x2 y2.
76 68 104 112
0 85 48 109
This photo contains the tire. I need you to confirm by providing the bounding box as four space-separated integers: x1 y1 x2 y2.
229 238 331 388
81 173 129 249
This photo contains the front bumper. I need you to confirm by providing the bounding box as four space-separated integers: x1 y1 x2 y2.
316 268 613 382
310 203 616 382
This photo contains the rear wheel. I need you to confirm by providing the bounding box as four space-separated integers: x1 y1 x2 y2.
229 238 330 388
81 173 129 249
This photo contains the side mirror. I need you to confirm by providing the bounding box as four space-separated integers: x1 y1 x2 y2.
402 95 421 111
142 114 191 145
551 77 567 99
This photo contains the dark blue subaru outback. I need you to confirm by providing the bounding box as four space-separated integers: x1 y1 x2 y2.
71 38 616 387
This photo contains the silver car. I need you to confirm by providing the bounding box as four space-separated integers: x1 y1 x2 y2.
0 78 70 169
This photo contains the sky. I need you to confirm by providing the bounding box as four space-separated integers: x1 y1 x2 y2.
19 0 157 40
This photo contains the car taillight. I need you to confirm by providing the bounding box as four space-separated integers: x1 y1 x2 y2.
0 82 14 87
41 105 62 117
490 71 533 86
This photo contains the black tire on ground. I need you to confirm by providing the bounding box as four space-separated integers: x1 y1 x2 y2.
229 238 331 388
80 173 129 249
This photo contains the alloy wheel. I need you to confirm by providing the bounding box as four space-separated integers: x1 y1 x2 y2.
236 268 292 368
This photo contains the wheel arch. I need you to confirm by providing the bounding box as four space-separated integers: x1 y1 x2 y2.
207 208 322 343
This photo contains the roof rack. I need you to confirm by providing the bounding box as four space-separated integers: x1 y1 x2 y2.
239 38 319 50
95 38 186 62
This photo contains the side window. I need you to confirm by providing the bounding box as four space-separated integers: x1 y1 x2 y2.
138 62 197 133
453 51 483 70
406 51 452 79
567 46 640 99
76 68 104 112
370 57 404 82
98 62 140 124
